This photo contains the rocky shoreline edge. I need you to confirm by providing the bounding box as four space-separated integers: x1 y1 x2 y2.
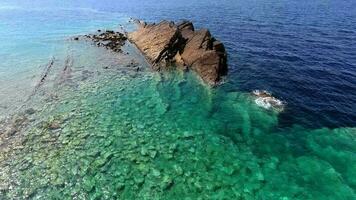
75 20 228 86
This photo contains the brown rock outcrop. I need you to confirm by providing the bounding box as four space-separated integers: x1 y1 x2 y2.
128 20 227 85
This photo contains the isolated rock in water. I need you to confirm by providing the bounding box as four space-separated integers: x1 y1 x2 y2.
128 21 181 69
128 20 227 85
252 90 285 111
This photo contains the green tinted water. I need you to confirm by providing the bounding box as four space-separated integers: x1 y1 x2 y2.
0 41 355 199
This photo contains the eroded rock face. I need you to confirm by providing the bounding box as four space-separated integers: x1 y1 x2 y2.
128 21 180 69
128 20 227 85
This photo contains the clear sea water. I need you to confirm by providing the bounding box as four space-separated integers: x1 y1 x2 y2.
0 0 355 199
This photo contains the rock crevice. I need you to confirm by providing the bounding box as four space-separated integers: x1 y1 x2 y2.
128 20 227 85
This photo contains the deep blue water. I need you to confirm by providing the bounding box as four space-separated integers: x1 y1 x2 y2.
1 0 355 128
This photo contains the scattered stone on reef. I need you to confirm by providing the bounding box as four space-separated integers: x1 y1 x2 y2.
81 70 94 81
137 163 150 175
188 147 196 153
164 153 174 160
222 166 235 175
13 115 28 127
168 144 178 157
252 90 285 112
137 124 145 130
149 150 157 159
0 183 9 193
48 120 61 130
93 153 112 169
152 168 161 177
116 182 125 191
104 139 113 147
12 145 25 150
73 37 79 41
161 175 174 190
24 108 36 115
205 182 215 191
173 165 184 176
140 147 149 156
194 181 203 192
5 127 17 137
125 59 139 68
49 93 59 101
128 20 228 85
256 171 265 181
83 178 95 192
181 131 194 139
133 174 145 186
3 115 28 137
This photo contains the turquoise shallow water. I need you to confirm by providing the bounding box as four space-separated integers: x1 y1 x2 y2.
0 2 355 200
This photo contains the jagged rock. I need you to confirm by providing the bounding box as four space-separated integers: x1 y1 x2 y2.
128 21 180 69
128 20 227 85
177 20 194 32
79 30 127 53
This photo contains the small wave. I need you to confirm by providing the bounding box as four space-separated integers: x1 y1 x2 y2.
0 5 22 11
0 5 110 15
52 7 103 14
337 29 354 34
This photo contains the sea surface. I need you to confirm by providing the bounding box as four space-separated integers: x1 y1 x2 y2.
0 0 355 199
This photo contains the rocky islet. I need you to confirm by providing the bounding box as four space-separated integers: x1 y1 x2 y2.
128 20 228 86
77 20 228 86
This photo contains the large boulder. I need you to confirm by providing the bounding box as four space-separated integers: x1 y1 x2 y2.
128 21 182 70
128 20 227 85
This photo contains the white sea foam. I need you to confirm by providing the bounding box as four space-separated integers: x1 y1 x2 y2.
252 90 285 111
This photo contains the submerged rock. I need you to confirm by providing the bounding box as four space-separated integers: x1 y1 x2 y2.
1 115 29 138
48 120 61 130
161 175 174 190
77 30 127 53
128 20 228 86
151 168 161 177
24 108 36 115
